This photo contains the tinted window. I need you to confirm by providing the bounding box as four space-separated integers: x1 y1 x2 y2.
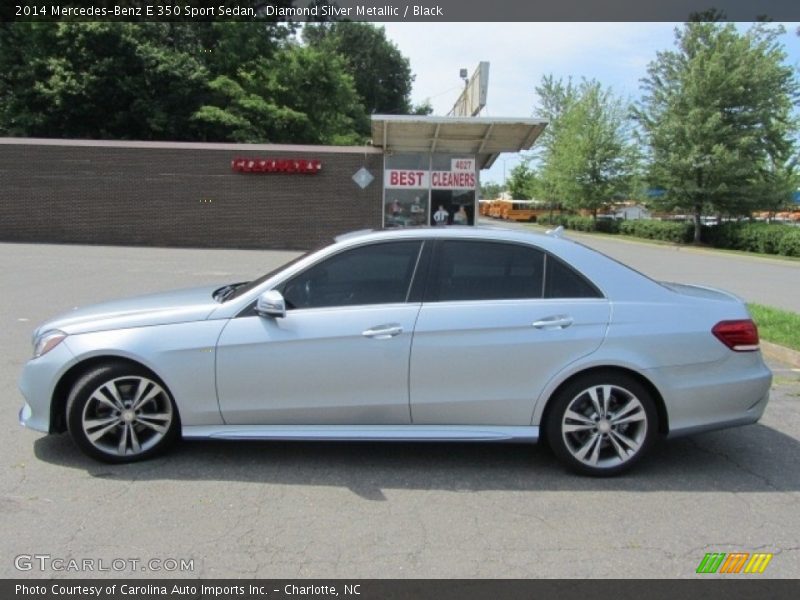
432 241 545 301
545 255 602 299
281 241 422 309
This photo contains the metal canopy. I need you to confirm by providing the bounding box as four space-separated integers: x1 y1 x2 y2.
370 115 548 169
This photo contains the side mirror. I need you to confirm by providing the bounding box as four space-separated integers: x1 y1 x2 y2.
256 290 286 319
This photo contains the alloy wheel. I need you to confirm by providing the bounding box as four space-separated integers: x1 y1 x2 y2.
560 384 648 469
80 376 174 458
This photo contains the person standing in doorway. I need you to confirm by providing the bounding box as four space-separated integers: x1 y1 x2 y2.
433 205 449 226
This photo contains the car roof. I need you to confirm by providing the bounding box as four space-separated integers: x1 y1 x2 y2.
334 225 568 249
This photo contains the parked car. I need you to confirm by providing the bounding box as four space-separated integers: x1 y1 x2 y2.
19 227 771 475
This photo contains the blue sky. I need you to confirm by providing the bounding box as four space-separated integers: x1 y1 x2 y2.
380 22 800 185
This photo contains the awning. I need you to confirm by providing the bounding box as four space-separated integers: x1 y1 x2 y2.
370 115 548 169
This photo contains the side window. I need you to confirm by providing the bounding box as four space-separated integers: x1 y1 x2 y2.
281 241 422 309
432 241 545 301
544 255 603 299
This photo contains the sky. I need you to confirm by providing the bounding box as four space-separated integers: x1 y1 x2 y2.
379 22 800 185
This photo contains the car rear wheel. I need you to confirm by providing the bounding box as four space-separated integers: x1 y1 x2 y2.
66 363 179 463
546 372 657 476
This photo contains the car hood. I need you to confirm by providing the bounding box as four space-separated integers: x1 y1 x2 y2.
35 285 222 336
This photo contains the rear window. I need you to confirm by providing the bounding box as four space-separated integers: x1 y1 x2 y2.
544 254 603 298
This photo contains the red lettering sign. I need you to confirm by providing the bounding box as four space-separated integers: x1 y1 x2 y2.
430 170 475 189
385 170 429 189
231 157 322 174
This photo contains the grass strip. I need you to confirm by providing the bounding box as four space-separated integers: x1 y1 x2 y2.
748 303 800 352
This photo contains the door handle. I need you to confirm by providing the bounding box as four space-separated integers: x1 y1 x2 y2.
362 324 403 339
532 315 574 330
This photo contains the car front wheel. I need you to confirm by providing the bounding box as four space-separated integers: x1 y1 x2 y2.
66 363 179 463
546 372 657 476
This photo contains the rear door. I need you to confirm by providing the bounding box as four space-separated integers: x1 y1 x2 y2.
409 240 610 425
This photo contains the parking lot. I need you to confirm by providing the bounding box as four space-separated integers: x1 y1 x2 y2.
2 241 799 579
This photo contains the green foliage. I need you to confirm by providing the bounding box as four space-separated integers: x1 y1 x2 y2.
193 44 366 144
539 215 800 257
506 162 536 199
533 76 639 216
777 229 800 257
303 22 416 132
537 214 620 234
0 23 211 140
703 223 800 257
618 220 694 243
748 303 800 351
0 20 418 145
480 181 502 200
636 21 799 242
410 100 434 116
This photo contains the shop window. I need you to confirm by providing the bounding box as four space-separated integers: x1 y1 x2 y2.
384 153 430 228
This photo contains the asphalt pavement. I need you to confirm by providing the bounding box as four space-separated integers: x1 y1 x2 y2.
1 241 799 579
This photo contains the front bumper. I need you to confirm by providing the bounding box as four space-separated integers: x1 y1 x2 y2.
18 340 76 433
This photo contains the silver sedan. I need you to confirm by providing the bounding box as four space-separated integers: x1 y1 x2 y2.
18 227 771 475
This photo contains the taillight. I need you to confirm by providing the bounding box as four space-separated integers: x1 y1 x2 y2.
712 320 760 352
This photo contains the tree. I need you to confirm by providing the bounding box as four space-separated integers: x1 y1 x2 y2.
531 76 577 206
0 21 300 141
506 162 536 199
756 151 799 219
0 23 210 140
532 76 638 217
479 181 503 200
554 81 639 217
636 21 799 242
303 22 418 126
193 43 366 144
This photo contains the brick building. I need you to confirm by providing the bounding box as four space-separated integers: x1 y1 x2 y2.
0 116 545 250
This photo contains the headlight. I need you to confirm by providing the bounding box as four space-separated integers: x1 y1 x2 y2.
33 330 67 358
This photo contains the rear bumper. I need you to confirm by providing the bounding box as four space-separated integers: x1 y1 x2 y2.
645 351 772 438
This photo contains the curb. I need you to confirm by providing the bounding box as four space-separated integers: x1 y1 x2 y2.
761 341 800 368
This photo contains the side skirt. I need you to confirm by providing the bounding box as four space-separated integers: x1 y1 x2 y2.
182 424 539 443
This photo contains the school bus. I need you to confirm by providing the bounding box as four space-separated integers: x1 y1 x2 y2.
483 199 552 222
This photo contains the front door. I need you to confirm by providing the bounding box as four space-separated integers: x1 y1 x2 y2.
216 240 425 425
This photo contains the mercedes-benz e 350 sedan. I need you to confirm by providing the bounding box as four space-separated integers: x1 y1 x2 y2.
19 227 771 475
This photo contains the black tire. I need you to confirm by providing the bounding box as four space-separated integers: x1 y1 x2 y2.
66 362 179 463
545 371 657 476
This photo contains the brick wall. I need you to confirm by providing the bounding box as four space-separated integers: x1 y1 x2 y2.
0 139 384 250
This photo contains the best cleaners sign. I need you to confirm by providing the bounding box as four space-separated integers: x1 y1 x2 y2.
385 169 476 190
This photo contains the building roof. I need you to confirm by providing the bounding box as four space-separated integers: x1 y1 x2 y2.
0 137 383 154
370 115 547 169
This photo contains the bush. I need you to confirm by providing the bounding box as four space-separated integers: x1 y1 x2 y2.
776 228 800 257
537 211 800 256
618 220 694 243
565 216 596 232
595 219 620 234
537 214 569 228
703 222 800 256
537 214 620 234
702 222 739 248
